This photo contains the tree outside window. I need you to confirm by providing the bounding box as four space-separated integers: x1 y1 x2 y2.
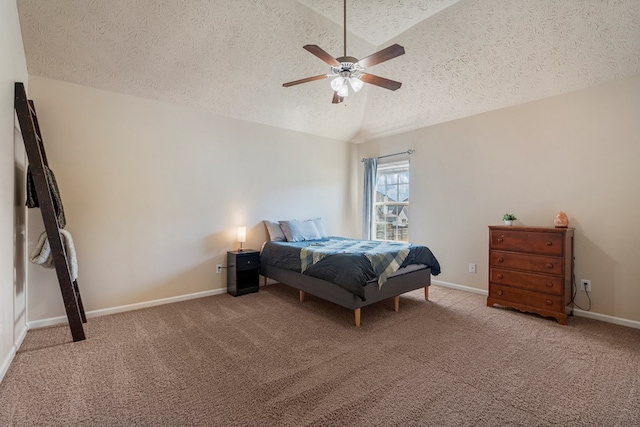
374 161 409 242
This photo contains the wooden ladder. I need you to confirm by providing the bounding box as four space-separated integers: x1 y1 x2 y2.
14 82 86 342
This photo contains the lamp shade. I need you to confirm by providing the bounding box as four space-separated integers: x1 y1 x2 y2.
349 77 364 92
237 226 246 243
330 76 344 91
337 81 349 97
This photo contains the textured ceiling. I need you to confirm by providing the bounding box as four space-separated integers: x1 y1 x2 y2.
296 0 462 46
17 0 640 143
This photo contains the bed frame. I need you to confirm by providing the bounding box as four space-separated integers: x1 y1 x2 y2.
261 263 431 327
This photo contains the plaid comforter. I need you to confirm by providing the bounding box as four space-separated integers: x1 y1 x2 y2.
301 239 410 288
261 237 441 300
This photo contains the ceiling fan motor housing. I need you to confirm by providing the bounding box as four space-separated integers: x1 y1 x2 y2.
332 56 362 77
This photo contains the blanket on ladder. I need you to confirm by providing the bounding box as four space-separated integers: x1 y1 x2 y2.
26 165 67 229
30 229 78 282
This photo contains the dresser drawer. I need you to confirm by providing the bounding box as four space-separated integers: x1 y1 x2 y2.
234 254 260 271
489 284 564 312
490 250 564 275
490 230 564 256
490 268 564 295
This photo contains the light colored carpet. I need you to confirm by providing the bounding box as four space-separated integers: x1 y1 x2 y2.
1 284 639 426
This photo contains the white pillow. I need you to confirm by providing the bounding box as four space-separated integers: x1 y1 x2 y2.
279 219 321 242
312 218 328 238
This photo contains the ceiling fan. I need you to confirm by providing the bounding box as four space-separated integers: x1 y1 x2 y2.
283 0 405 104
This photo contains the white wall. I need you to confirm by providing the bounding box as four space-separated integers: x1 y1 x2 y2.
26 76 357 321
23 74 640 326
358 75 640 323
0 0 29 381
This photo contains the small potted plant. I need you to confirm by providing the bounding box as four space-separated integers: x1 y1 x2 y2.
502 213 517 226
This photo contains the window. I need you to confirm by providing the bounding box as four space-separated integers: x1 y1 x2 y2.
374 160 409 242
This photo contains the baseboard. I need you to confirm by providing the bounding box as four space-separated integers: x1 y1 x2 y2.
15 324 28 352
432 279 488 295
0 346 17 385
573 309 640 329
0 325 28 384
25 281 640 331
28 288 227 330
432 280 640 330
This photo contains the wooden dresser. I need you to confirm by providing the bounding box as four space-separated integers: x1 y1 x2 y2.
487 226 574 324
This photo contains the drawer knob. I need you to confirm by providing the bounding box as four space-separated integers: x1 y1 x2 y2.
546 263 553 269
497 257 504 263
546 282 553 288
497 238 504 243
497 290 503 296
546 299 553 306
497 273 503 279
247 261 251 264
546 241 552 246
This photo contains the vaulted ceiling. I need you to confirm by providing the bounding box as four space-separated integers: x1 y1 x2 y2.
17 0 640 143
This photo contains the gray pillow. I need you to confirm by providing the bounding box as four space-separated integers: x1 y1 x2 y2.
263 220 286 242
279 219 321 242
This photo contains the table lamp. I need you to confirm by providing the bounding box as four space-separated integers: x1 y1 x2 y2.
237 226 246 252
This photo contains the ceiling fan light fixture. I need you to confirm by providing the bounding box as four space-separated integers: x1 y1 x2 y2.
349 77 364 92
337 81 349 97
330 76 344 91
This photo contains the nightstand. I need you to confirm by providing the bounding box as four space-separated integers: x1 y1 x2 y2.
227 250 260 296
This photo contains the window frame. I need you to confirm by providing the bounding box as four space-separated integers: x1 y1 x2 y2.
373 160 410 242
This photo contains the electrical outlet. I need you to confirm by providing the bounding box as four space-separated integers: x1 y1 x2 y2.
216 264 222 274
580 279 591 292
469 263 476 273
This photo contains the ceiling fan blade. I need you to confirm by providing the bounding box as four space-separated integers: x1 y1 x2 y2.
360 73 402 91
303 45 340 67
332 91 344 104
282 74 328 87
356 44 405 68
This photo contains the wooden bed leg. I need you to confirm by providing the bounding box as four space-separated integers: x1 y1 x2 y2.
264 276 268 287
394 296 400 312
354 308 361 327
425 286 429 301
299 290 305 303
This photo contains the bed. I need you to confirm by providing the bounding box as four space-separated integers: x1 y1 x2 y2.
260 234 441 327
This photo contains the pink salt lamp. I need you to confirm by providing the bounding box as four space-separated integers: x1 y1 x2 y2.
554 211 569 228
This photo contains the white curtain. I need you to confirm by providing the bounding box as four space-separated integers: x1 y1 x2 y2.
362 157 378 240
